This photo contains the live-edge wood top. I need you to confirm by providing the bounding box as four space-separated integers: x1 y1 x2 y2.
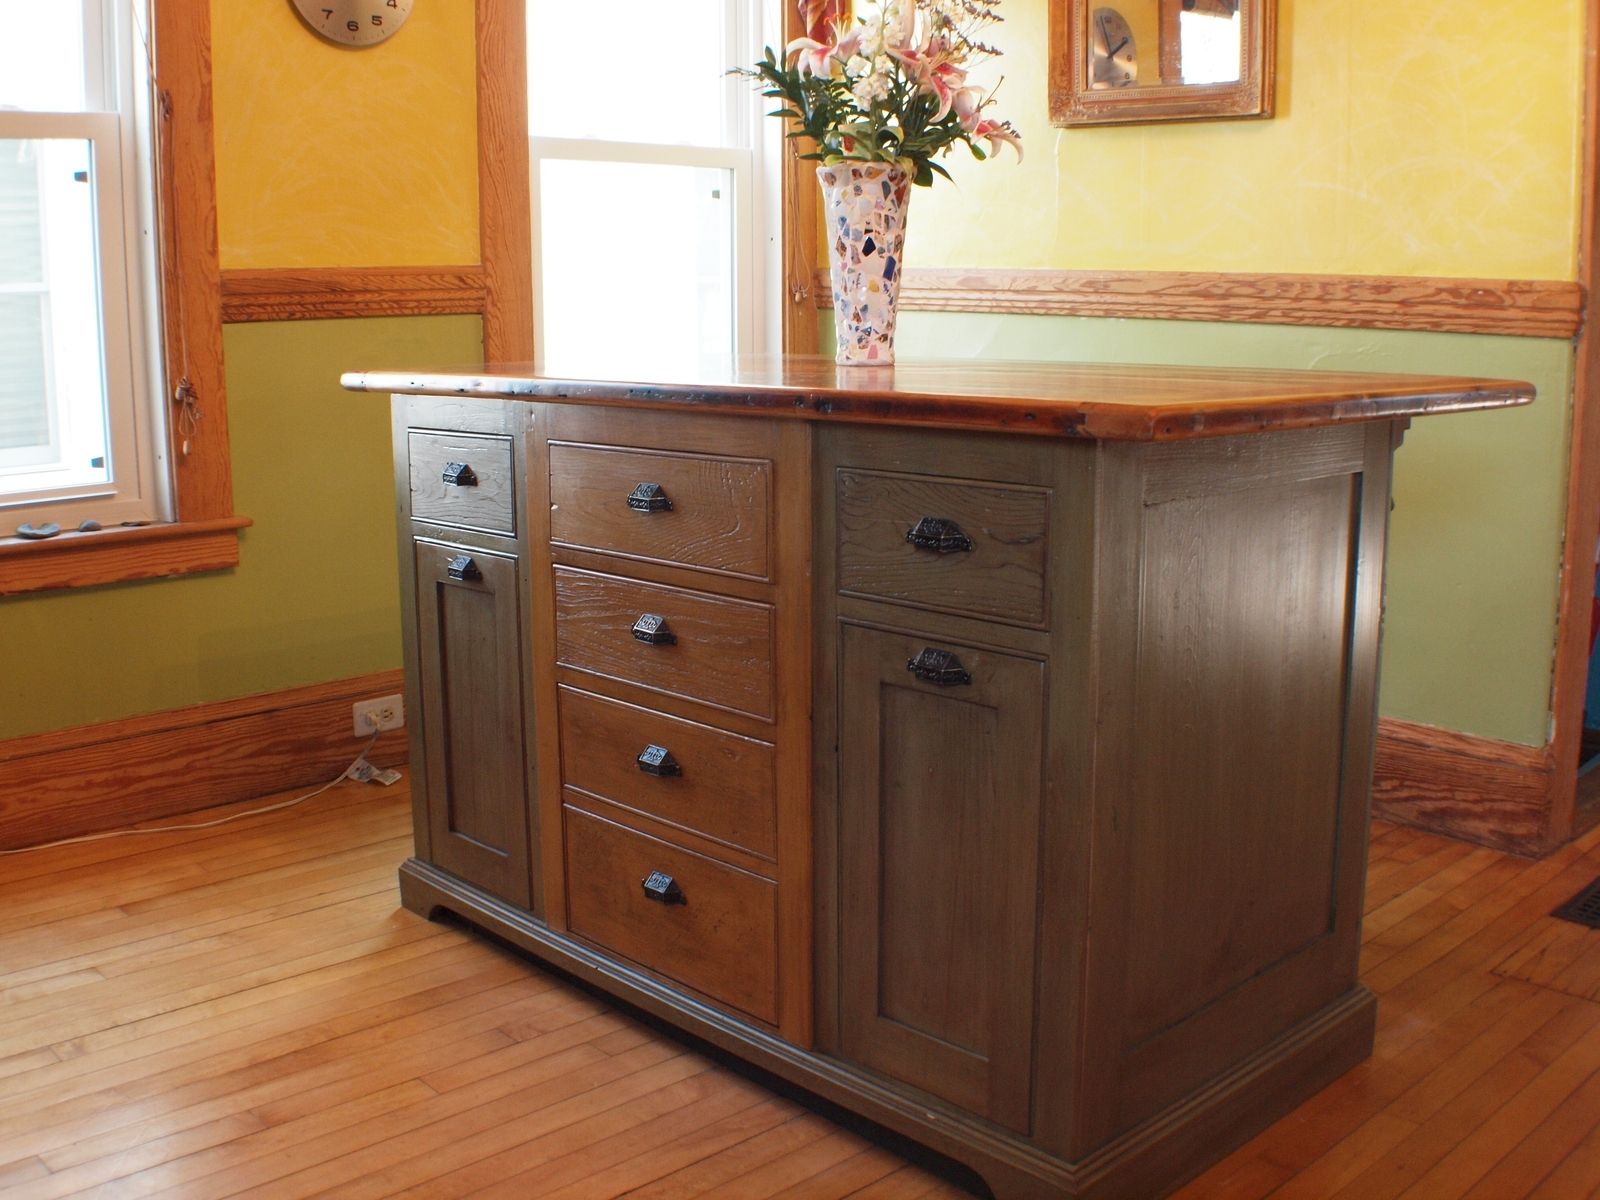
342 355 1532 441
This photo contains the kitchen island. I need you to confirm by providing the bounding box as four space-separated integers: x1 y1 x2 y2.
345 356 1531 1199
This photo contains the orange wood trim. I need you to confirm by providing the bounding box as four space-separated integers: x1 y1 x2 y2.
476 0 534 362
0 516 252 597
0 670 408 851
781 2 828 356
1 3 247 596
219 266 489 323
1545 0 1600 846
155 0 234 523
810 266 1585 339
1372 717 1559 858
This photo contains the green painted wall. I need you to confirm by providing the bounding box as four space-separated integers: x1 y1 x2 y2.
880 311 1572 748
0 315 483 741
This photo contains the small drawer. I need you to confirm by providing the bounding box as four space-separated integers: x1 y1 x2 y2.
554 567 775 721
564 805 777 1023
559 686 776 860
409 431 516 534
836 469 1050 627
549 443 771 579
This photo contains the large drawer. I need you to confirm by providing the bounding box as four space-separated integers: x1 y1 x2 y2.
549 442 771 579
553 567 775 721
409 430 516 535
564 804 778 1024
559 686 776 861
835 469 1050 627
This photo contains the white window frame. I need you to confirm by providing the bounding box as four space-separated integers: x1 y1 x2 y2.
0 0 168 530
527 0 784 364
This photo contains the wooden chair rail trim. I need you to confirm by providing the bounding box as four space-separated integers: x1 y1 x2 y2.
1372 715 1558 858
219 266 490 323
0 516 252 598
0 669 407 850
811 267 1584 339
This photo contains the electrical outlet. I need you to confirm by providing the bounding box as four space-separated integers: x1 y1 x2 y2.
352 694 405 737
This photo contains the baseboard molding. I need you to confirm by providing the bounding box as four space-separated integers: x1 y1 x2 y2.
0 670 410 851
813 267 1584 339
219 266 488 323
1373 716 1557 857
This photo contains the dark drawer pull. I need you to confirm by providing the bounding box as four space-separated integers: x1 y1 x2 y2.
636 744 682 777
445 554 481 582
441 461 478 487
627 482 673 512
907 647 972 687
631 613 677 645
906 516 973 554
641 870 685 904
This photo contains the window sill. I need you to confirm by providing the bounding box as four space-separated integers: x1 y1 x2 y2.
0 516 252 597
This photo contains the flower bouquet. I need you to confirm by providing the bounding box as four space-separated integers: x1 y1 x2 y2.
743 0 1022 364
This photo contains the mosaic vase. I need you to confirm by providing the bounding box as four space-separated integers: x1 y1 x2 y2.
818 161 911 366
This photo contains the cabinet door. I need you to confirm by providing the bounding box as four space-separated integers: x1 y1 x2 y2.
836 623 1044 1134
413 541 533 908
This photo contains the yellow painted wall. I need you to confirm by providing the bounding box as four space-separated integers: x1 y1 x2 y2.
210 0 480 269
915 0 1585 280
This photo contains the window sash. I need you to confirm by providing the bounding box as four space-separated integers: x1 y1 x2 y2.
0 16 165 529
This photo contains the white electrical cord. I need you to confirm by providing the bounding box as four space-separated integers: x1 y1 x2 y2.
0 731 387 858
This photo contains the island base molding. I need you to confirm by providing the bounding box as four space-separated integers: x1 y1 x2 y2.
399 858 1377 1200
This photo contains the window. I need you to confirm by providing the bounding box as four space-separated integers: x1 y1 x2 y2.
0 0 167 531
527 0 782 374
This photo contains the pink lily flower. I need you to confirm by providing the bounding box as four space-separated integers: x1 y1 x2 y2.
974 118 1023 162
952 86 986 132
787 24 862 78
888 42 969 120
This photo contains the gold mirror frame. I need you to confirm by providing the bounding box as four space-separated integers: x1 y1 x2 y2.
1048 0 1276 127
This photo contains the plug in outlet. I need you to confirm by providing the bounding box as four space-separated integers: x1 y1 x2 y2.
352 694 405 737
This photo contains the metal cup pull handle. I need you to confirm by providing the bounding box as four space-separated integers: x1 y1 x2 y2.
907 647 972 687
636 744 682 777
906 516 973 554
627 482 673 512
445 555 481 582
631 613 677 645
641 871 685 904
442 462 478 487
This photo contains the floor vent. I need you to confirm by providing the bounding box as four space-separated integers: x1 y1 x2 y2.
1553 877 1600 929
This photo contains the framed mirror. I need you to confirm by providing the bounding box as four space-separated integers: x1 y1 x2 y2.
1048 0 1275 127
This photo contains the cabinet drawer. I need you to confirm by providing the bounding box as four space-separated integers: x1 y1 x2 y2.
554 567 775 721
836 469 1049 627
409 431 516 534
559 686 776 860
564 805 777 1023
549 443 771 579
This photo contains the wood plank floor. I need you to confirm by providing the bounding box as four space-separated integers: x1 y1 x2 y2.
2 777 1600 1199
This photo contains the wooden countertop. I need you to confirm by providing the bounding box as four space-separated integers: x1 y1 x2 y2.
342 355 1533 441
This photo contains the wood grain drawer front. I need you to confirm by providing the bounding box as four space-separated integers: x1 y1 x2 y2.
564 805 778 1024
836 470 1050 627
409 431 516 534
549 443 771 579
554 568 775 721
559 687 776 860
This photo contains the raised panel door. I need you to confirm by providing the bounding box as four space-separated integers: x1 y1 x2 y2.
414 540 533 908
835 621 1045 1134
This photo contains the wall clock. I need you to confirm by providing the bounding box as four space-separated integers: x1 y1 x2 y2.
290 0 414 48
1088 7 1137 89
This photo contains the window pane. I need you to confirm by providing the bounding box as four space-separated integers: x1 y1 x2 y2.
527 0 729 145
0 138 110 488
537 159 733 374
0 0 88 111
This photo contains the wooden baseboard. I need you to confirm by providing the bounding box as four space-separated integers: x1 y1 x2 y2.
1373 716 1558 857
814 267 1584 339
0 670 410 851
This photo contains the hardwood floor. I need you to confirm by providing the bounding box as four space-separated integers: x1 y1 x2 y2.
1 777 1599 1198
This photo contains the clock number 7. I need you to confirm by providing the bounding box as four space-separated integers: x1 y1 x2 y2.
321 7 332 16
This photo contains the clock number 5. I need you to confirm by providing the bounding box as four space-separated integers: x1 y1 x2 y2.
371 14 383 24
